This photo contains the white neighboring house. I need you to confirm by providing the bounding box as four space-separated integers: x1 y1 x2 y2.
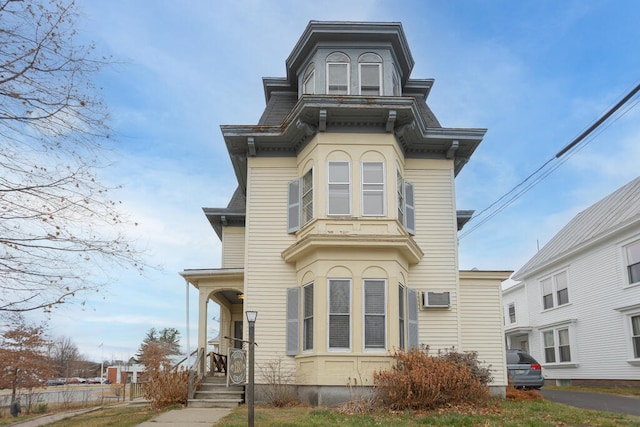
507 176 640 387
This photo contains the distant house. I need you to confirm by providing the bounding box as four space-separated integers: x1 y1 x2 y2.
181 20 511 404
106 361 145 384
506 176 640 386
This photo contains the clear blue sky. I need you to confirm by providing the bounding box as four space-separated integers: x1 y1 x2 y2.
34 0 640 363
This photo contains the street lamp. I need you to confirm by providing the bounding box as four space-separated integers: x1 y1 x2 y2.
245 311 258 427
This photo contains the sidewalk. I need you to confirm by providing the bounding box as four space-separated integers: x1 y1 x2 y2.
136 407 233 426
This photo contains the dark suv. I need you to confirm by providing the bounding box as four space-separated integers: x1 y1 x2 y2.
506 349 544 389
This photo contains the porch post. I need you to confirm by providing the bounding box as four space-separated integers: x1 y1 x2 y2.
198 288 209 375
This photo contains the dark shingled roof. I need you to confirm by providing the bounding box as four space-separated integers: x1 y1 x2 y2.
258 92 298 126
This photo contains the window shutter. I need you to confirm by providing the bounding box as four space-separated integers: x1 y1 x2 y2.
287 178 301 233
407 288 419 349
286 287 299 356
404 180 415 235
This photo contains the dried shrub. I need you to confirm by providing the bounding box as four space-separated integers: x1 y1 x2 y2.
374 346 491 411
258 357 298 407
438 347 493 386
505 384 543 401
143 368 190 409
338 376 378 414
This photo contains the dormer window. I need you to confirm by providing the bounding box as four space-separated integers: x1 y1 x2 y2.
326 52 350 95
392 67 401 96
358 53 382 96
303 63 315 95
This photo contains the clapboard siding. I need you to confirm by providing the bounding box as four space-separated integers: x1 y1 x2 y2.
245 160 298 378
405 164 460 349
221 227 245 268
460 273 507 385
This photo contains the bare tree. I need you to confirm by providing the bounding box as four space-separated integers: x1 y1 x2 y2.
50 336 80 378
0 314 55 402
0 0 144 313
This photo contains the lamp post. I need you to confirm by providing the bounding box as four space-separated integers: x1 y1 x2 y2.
245 310 258 427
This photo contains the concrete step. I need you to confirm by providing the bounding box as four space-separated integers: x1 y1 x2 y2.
188 398 242 409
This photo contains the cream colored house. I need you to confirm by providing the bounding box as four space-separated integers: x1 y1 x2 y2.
181 21 511 405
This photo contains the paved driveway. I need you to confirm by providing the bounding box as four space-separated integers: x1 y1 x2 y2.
541 389 640 416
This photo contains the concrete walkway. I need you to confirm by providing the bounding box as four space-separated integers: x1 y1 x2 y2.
136 407 233 426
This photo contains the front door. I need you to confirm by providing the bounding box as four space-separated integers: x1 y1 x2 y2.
234 321 243 349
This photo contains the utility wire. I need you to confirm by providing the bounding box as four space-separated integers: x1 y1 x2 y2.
459 83 640 240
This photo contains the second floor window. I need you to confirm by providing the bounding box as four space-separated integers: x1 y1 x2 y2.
288 169 313 233
508 303 516 324
328 161 351 216
541 271 569 310
362 162 384 216
626 240 640 285
397 171 415 234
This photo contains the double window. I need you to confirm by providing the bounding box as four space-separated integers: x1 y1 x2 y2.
541 271 569 310
542 328 572 363
625 240 640 285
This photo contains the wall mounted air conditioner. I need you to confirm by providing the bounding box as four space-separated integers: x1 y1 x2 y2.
422 291 451 308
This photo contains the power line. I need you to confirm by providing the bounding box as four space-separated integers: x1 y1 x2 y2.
459 83 640 240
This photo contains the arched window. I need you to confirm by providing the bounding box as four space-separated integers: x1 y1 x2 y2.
302 63 315 95
326 52 350 95
358 53 382 96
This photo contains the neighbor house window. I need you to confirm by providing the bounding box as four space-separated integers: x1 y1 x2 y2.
362 162 385 216
303 283 314 351
542 327 572 364
399 284 405 350
328 161 351 216
397 171 415 234
541 271 569 310
288 168 313 233
326 52 349 95
508 303 516 324
364 279 386 350
328 279 351 350
358 53 382 95
632 315 640 358
626 240 640 285
303 64 315 95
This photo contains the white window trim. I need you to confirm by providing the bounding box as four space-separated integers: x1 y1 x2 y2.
361 161 385 217
327 161 352 216
363 279 387 352
614 303 640 365
620 236 640 288
326 62 350 95
327 278 352 352
507 302 516 325
540 269 571 311
539 319 578 368
302 282 314 353
358 63 382 96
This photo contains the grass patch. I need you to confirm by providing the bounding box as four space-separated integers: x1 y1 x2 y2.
42 405 169 427
213 400 640 427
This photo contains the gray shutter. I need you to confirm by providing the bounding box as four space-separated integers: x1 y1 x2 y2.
286 287 299 356
288 178 301 233
407 288 419 349
404 180 415 235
